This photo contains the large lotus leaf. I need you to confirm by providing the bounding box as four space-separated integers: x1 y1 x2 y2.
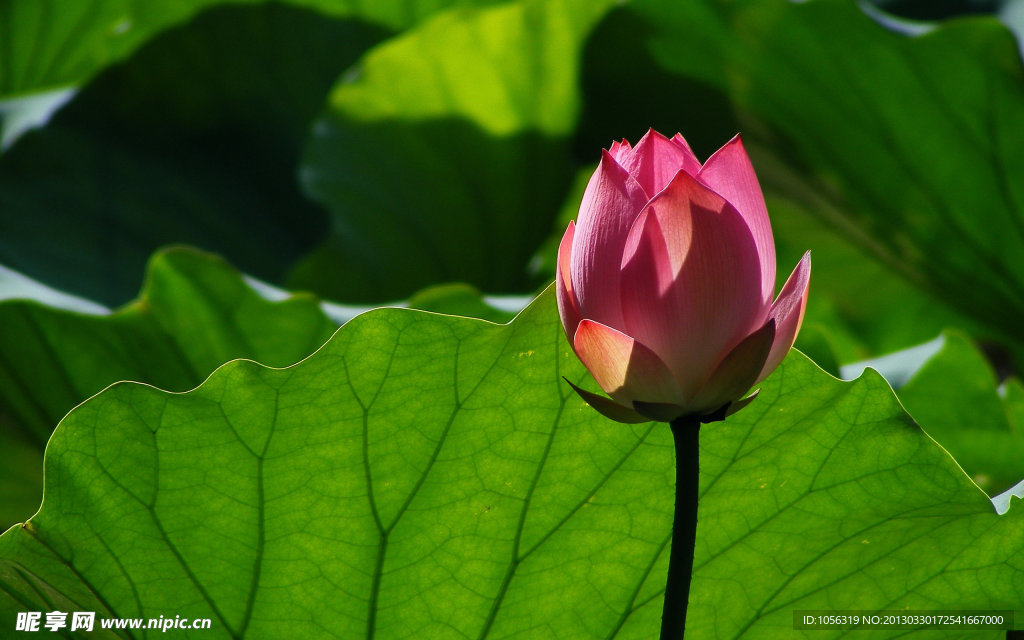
605 0 1024 354
896 331 1024 495
297 0 617 302
827 328 1024 493
1 288 1020 637
0 3 389 306
0 0 506 99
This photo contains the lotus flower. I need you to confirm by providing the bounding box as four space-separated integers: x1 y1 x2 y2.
557 129 810 424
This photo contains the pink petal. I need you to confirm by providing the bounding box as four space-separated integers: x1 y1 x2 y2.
573 319 684 406
669 133 703 176
631 400 687 422
564 378 649 424
555 221 582 345
609 139 632 164
688 319 775 415
571 150 648 329
755 251 811 384
620 129 703 198
698 135 776 307
618 171 765 400
725 389 760 418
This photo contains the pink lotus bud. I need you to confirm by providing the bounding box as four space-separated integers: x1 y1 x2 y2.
557 129 810 423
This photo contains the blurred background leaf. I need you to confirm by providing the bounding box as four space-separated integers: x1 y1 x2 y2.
0 3 389 306
0 248 338 530
4 0 1022 357
0 0 508 99
738 2 1024 356
9 0 1022 361
297 0 617 301
0 0 238 98
0 246 522 532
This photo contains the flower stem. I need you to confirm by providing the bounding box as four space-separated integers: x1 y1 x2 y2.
660 415 700 640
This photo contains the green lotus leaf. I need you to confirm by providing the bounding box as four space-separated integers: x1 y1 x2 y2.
1 289 1020 637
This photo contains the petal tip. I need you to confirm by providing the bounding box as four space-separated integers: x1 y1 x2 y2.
564 378 649 424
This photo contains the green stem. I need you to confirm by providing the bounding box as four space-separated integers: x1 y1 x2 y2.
660 415 700 640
